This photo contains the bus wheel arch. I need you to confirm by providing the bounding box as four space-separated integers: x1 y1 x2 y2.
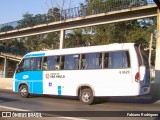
18 83 30 98
77 85 95 105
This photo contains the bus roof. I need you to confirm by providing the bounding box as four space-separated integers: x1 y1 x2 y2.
24 43 135 58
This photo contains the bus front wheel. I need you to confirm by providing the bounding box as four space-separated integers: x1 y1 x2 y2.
19 84 30 98
80 88 94 105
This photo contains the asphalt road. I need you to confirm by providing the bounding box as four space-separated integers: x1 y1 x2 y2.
0 89 160 120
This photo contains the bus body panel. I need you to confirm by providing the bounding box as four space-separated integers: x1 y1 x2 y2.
14 71 43 94
13 43 150 98
42 69 134 96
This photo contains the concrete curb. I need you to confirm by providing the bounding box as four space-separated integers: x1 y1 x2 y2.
0 78 13 90
150 83 160 99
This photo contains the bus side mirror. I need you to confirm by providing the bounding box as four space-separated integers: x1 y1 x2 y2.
16 64 20 73
16 64 19 69
16 63 23 73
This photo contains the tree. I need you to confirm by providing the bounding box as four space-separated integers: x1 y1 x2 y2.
17 13 35 28
41 32 59 49
34 14 47 25
47 7 61 22
14 7 61 51
0 25 14 32
65 29 84 48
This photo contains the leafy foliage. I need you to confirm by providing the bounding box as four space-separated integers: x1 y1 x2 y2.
0 0 156 51
0 25 14 32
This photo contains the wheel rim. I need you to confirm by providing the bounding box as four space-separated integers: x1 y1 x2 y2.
82 92 91 103
20 86 27 96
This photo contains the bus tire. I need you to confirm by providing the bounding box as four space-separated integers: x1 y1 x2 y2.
19 84 30 98
80 88 94 105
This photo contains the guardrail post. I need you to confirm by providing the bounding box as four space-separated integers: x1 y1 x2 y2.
155 8 160 83
3 57 8 78
151 8 160 100
59 29 65 49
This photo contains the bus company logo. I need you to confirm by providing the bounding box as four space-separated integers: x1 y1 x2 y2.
45 73 49 79
23 75 29 79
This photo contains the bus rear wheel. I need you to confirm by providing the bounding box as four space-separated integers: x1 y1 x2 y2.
19 85 30 98
80 88 94 105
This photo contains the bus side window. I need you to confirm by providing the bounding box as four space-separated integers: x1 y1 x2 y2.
43 57 48 70
85 53 102 69
17 60 24 73
47 56 56 70
43 56 56 70
43 56 57 70
55 56 64 70
64 54 80 70
122 51 130 68
81 53 102 69
37 58 42 70
81 54 86 69
30 58 35 70
30 57 42 71
17 58 30 72
104 53 109 68
104 51 130 69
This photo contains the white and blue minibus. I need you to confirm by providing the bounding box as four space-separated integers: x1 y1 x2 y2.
13 43 150 104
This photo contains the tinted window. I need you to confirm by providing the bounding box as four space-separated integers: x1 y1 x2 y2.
23 59 30 71
43 56 64 70
64 54 79 70
104 51 130 69
17 58 30 72
43 56 57 70
55 56 64 70
43 56 56 70
82 53 102 69
30 57 42 70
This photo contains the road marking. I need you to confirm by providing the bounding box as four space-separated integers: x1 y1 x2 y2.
0 105 89 120
3 88 12 90
60 117 89 120
0 105 28 111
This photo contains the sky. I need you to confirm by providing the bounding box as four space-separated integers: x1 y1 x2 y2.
0 0 85 24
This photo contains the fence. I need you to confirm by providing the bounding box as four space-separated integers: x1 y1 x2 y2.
0 0 155 33
0 71 3 78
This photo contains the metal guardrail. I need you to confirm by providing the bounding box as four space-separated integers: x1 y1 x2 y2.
0 0 155 33
0 71 14 78
0 45 28 56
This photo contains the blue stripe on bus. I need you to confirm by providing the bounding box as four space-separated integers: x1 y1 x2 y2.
25 53 45 58
58 86 62 95
15 71 43 94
